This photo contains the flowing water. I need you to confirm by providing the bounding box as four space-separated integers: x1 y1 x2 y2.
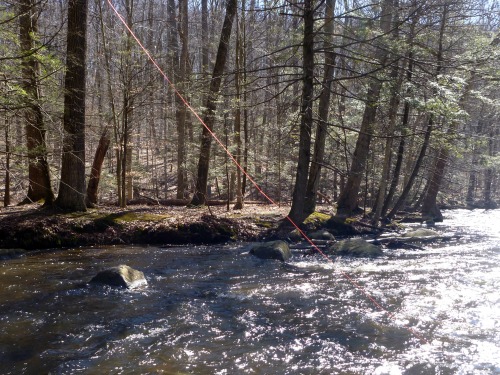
0 209 499 374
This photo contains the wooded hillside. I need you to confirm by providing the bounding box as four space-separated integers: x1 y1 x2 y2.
0 0 499 224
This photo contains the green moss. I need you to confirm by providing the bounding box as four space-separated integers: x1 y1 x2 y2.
253 218 274 228
112 212 170 223
304 212 331 225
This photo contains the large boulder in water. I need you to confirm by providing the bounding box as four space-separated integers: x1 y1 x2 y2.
329 238 383 258
249 240 291 262
90 265 147 288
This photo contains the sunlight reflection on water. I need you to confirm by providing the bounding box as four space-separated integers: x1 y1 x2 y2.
0 209 499 374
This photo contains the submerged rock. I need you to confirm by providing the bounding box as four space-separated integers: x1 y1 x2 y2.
329 238 383 258
249 240 291 262
0 248 27 260
307 230 335 241
403 228 439 238
90 264 147 288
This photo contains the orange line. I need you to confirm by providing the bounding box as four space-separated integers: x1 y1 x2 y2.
106 0 428 345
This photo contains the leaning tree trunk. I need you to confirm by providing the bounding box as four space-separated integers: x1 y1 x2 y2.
421 76 473 221
381 52 414 217
19 0 54 205
190 0 237 206
86 129 110 207
335 0 394 217
386 4 448 221
55 0 88 211
386 115 434 220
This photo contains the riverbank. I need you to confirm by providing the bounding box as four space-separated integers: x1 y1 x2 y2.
2 203 342 250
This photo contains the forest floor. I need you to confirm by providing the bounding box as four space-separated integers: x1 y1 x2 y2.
0 202 342 251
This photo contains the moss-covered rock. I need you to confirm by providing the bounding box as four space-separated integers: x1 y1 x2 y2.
249 240 291 262
303 212 332 229
325 216 360 236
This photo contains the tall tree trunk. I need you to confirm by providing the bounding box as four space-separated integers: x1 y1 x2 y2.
381 51 414 217
336 0 394 217
19 0 54 205
233 10 244 210
4 117 10 207
86 128 110 207
97 0 120 204
201 0 209 75
386 4 448 220
55 0 88 211
483 127 496 208
303 0 336 218
386 115 434 219
171 0 189 199
189 0 237 206
421 22 474 221
288 0 315 224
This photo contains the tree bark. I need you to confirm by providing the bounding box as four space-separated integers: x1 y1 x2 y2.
303 0 336 218
233 10 244 210
19 0 54 205
86 128 110 207
3 118 10 207
336 0 394 217
55 0 88 211
386 115 434 220
381 52 414 217
288 0 315 224
189 0 237 206
386 4 448 220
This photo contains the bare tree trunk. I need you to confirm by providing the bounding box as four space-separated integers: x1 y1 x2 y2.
303 0 336 217
55 0 87 211
421 17 474 221
386 115 433 220
336 0 394 217
19 0 54 205
170 0 189 199
201 0 209 75
86 129 110 207
4 117 10 207
288 0 315 224
190 0 237 206
233 10 244 210
387 4 448 220
97 0 120 205
381 52 414 217
483 127 496 208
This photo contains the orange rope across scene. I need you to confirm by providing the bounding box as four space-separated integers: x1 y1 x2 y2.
106 0 429 345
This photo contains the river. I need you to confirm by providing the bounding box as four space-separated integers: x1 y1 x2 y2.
0 209 499 374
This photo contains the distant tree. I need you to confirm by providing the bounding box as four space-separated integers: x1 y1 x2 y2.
336 0 395 217
190 0 238 206
18 0 54 205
